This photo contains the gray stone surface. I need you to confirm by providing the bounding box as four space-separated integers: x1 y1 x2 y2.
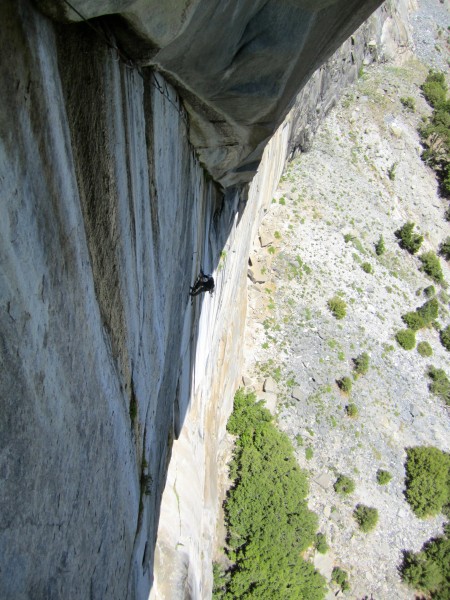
314 473 333 490
35 0 384 186
259 230 274 248
242 375 254 387
248 263 268 284
263 376 278 394
0 2 247 598
292 385 305 401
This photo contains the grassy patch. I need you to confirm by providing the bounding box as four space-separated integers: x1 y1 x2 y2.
417 341 433 357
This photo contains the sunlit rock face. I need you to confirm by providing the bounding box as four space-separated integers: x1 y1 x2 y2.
35 0 384 186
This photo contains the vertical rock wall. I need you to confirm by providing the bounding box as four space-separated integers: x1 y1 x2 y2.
0 1 413 599
0 2 229 597
149 120 291 600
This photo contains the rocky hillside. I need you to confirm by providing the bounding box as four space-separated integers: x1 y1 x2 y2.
242 9 450 599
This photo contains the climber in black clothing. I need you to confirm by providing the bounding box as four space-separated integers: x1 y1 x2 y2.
189 269 215 297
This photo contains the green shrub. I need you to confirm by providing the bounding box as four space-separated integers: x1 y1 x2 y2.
212 562 230 599
376 469 392 485
422 70 447 107
375 235 385 256
427 366 450 405
417 298 439 324
344 233 354 243
402 298 439 332
222 390 326 599
439 237 450 260
419 251 444 283
400 527 450 597
417 341 433 357
401 311 425 331
334 474 355 495
331 567 350 592
346 403 358 418
419 71 449 196
388 162 398 181
444 165 450 197
315 532 329 554
361 262 373 274
353 352 370 376
395 222 423 254
440 324 450 350
327 296 347 320
353 504 379 532
424 285 436 297
422 80 447 107
395 329 416 350
305 446 314 460
440 290 450 304
404 446 450 518
400 96 415 111
338 376 352 394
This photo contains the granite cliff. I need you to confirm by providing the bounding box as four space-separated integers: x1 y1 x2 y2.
0 1 412 598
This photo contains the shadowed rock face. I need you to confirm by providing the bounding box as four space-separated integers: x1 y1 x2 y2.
35 0 384 186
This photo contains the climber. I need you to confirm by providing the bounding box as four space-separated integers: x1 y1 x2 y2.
189 269 215 297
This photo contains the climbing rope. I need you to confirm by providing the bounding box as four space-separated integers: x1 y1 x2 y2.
61 0 189 125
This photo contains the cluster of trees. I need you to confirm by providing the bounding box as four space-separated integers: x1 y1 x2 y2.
401 447 450 598
213 390 326 600
393 223 450 358
404 446 450 519
420 70 450 199
401 525 450 599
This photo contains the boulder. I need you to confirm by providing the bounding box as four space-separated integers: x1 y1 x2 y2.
263 376 278 393
291 385 304 401
255 390 277 414
248 263 268 284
